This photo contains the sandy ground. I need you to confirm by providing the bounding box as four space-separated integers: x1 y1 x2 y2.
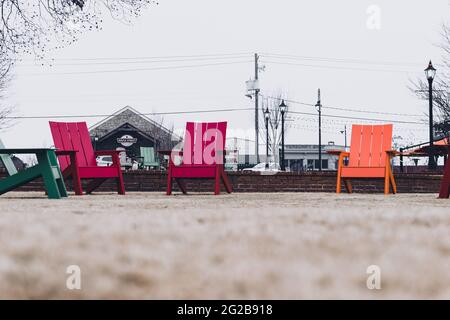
0 191 450 299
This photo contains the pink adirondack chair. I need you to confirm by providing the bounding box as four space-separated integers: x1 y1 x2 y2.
164 121 232 195
49 121 125 195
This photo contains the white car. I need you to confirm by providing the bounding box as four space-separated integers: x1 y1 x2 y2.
96 155 113 167
242 162 281 172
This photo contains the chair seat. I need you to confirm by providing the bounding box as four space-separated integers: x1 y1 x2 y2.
78 166 121 178
341 167 386 178
143 162 159 167
171 164 217 178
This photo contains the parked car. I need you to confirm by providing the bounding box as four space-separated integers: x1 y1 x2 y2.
242 162 281 172
96 155 113 167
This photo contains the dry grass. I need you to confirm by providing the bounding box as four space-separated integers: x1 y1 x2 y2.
0 192 450 299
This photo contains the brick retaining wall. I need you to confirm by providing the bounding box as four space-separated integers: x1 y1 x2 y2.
1 170 443 194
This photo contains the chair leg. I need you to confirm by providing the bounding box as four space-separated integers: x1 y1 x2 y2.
336 159 343 193
48 151 68 198
41 170 62 199
336 172 342 193
72 167 83 195
166 166 172 195
336 177 341 193
86 178 107 194
439 178 450 199
117 177 125 195
116 165 125 195
175 178 187 194
62 166 82 195
389 168 397 194
214 166 220 195
384 174 390 195
439 155 450 198
65 153 83 195
221 170 233 193
37 152 62 199
344 179 352 193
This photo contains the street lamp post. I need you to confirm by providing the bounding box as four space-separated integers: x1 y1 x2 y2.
279 99 287 171
425 60 437 169
264 107 270 169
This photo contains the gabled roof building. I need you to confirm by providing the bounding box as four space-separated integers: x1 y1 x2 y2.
89 106 180 162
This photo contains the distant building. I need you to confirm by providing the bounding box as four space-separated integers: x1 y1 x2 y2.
236 142 345 171
89 106 180 165
284 143 345 171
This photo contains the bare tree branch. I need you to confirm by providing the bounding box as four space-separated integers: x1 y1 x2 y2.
0 0 158 58
0 1 157 130
411 24 450 139
260 92 289 164
0 52 14 131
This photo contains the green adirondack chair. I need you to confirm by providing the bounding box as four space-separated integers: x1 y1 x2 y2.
0 139 67 199
139 147 160 169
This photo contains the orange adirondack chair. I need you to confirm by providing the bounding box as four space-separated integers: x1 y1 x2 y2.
164 121 232 195
329 124 398 194
49 121 125 195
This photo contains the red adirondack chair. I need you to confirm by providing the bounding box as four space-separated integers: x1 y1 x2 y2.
440 148 450 198
328 124 398 194
49 121 125 195
165 121 232 195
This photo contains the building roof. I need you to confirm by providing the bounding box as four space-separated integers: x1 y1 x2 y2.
89 106 181 141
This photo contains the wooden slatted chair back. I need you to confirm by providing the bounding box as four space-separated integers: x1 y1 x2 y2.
140 147 156 164
49 122 97 171
348 124 393 168
182 122 227 165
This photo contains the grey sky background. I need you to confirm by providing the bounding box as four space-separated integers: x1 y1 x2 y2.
2 0 450 152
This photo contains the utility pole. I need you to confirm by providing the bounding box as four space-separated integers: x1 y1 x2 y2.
340 125 347 150
254 53 260 163
344 125 347 150
316 89 322 171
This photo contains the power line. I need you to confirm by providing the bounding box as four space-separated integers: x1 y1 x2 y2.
262 95 423 117
4 107 255 119
5 105 427 125
14 52 254 62
288 110 425 125
261 60 414 74
261 52 445 68
16 55 252 67
20 60 253 76
16 51 438 69
322 105 423 117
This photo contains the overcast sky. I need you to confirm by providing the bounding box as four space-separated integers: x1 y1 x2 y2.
2 0 450 153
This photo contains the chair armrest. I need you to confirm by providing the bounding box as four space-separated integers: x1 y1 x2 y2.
327 150 350 156
95 150 123 156
386 150 401 157
158 150 183 156
55 150 78 156
405 151 428 156
0 148 55 154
